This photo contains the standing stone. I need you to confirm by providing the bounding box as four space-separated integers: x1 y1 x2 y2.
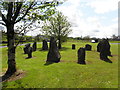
95 39 98 43
77 48 86 64
42 40 48 50
99 39 112 60
27 47 33 58
47 37 61 63
97 41 102 52
23 43 30 54
32 42 37 51
85 44 92 51
72 44 75 49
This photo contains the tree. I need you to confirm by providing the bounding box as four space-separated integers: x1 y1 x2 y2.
111 34 117 40
0 0 62 78
83 35 91 40
41 11 72 49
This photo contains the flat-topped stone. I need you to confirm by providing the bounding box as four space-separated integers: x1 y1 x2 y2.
77 48 86 64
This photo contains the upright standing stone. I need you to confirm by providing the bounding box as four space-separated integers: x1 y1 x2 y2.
72 44 75 49
97 41 102 52
24 43 30 54
47 37 61 63
99 39 112 60
95 39 98 43
32 42 37 51
42 40 48 50
77 48 86 64
27 47 33 58
85 44 92 51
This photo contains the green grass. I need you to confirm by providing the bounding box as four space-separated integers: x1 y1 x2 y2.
1 41 118 88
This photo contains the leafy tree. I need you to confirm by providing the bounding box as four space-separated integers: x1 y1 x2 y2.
0 0 62 78
83 35 91 40
41 11 72 49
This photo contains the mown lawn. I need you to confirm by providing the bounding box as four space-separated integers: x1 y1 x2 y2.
1 41 118 88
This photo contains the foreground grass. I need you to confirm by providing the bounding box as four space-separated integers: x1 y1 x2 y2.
1 41 118 88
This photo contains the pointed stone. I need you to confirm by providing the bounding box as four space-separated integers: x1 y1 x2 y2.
47 37 61 63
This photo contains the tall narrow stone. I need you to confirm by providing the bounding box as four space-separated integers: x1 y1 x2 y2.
23 43 30 54
32 42 37 51
27 47 33 58
77 48 86 64
97 41 102 52
47 37 61 63
42 40 48 50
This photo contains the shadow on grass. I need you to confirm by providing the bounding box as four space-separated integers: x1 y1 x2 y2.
37 47 70 51
101 59 113 63
0 70 25 82
0 74 12 82
25 57 32 59
44 61 54 66
59 47 70 51
38 48 48 51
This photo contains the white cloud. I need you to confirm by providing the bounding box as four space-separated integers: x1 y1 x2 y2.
56 0 118 38
68 15 118 38
86 0 119 14
112 17 118 22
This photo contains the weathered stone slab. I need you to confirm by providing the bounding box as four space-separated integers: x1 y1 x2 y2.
85 44 92 51
98 39 112 61
77 48 86 64
72 44 75 49
42 40 48 50
32 42 37 51
47 37 61 63
23 43 30 54
27 47 33 58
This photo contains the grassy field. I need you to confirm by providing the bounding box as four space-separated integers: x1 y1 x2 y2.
1 41 119 88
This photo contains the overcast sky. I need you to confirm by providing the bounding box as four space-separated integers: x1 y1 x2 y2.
0 0 119 38
56 0 119 38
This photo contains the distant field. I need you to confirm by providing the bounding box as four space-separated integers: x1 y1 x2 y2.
1 41 118 88
0 40 120 46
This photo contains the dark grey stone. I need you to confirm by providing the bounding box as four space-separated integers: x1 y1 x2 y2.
77 48 86 64
23 43 30 54
47 37 61 63
72 44 75 49
27 47 33 58
98 39 112 61
32 42 37 51
97 41 102 52
42 40 48 50
85 44 92 51
95 39 98 43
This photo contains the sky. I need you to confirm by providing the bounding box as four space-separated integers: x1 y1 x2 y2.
0 0 119 38
56 0 119 38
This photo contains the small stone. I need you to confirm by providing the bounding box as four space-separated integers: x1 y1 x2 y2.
85 44 92 51
72 44 75 49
